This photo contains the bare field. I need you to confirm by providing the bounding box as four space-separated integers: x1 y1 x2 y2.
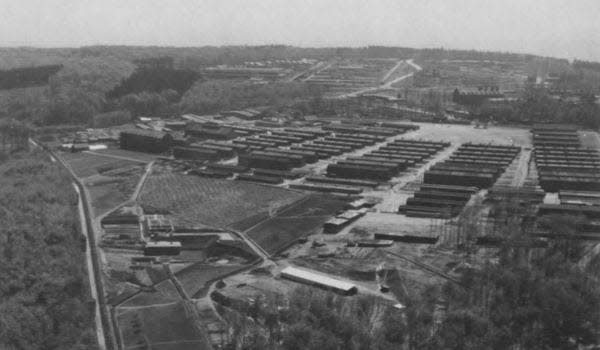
139 167 306 228
345 212 440 236
404 123 532 146
579 130 600 148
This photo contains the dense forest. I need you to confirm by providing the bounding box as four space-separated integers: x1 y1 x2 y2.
474 85 600 128
0 64 63 90
0 45 596 127
91 110 132 128
0 150 97 350
574 60 600 73
224 287 406 350
106 67 201 99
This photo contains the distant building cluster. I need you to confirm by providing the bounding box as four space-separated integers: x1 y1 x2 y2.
204 66 290 80
452 88 504 105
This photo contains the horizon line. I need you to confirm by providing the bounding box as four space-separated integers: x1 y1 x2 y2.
0 43 581 62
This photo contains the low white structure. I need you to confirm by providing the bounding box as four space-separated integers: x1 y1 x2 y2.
88 144 107 151
393 303 406 310
280 266 358 295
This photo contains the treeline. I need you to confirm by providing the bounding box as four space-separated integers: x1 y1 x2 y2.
474 85 600 128
41 56 134 125
0 45 595 127
115 89 181 117
574 59 600 73
0 119 31 152
0 45 577 74
556 66 600 92
81 45 542 69
224 287 406 350
106 67 200 99
0 150 97 349
132 56 174 69
430 214 600 350
92 110 132 128
0 64 63 90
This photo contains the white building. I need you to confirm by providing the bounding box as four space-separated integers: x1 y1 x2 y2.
280 266 358 295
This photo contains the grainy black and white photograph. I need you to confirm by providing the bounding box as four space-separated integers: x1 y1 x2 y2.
1 0 600 349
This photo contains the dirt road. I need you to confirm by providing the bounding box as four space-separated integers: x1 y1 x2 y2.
335 58 422 98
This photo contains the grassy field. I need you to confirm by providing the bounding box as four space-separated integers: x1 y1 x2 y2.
139 167 306 228
116 301 209 350
85 166 145 217
89 148 159 162
245 194 349 254
61 151 142 178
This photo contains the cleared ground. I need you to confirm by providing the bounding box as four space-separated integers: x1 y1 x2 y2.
174 262 249 298
404 122 531 146
244 194 349 255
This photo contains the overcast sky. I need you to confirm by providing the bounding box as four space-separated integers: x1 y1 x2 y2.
2 0 600 61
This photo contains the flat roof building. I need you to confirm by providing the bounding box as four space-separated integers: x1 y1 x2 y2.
120 129 173 153
280 266 358 295
144 215 174 234
144 241 182 256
